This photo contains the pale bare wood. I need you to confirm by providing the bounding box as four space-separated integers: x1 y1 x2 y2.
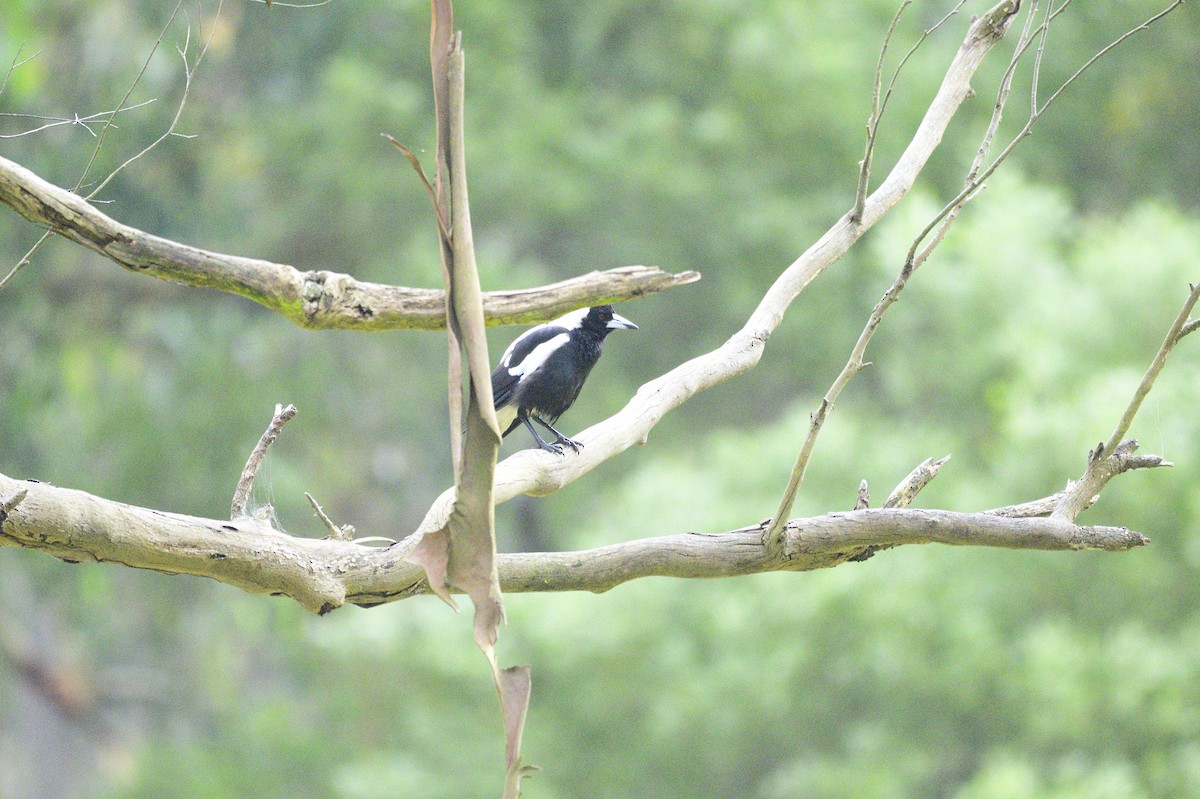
0 155 698 330
0 473 1146 614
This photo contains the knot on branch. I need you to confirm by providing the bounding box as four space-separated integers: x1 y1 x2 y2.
301 270 378 323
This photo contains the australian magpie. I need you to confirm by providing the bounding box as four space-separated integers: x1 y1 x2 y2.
491 305 638 454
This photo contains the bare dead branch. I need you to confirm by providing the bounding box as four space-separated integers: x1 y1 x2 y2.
987 447 1171 519
0 154 697 325
766 1 1182 540
1034 1 1183 117
231 404 297 519
764 4 1034 546
0 4 207 292
85 0 221 200
1045 280 1196 522
907 1 1181 277
0 471 1148 614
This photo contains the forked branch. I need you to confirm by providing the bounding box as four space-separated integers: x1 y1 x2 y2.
765 0 1182 544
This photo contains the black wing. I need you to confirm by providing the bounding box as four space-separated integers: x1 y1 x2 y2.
491 323 569 410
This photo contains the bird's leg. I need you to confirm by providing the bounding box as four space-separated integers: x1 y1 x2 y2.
522 416 564 454
533 417 582 453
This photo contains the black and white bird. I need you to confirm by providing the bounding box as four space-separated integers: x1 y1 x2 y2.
491 305 638 454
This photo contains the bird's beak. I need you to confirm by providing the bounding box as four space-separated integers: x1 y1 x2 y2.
607 313 638 331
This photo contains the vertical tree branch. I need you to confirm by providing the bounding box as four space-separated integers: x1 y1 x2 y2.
404 5 529 793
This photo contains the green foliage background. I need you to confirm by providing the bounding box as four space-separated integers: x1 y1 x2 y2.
2 1 1199 797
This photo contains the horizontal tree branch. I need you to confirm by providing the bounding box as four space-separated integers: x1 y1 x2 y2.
0 154 699 330
0 471 1146 613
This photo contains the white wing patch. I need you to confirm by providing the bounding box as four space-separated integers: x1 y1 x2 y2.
499 308 588 368
507 332 569 377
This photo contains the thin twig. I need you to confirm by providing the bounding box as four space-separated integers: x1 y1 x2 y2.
304 492 355 542
1103 282 1200 456
852 0 968 223
0 46 40 101
1035 0 1181 117
907 1 1180 269
0 100 156 139
971 0 1039 185
75 1 186 194
86 1 221 200
1029 0 1054 114
906 0 1040 270
853 0 911 223
0 229 51 293
231 404 297 519
879 0 969 125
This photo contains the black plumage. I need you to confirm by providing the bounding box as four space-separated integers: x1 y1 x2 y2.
491 305 638 454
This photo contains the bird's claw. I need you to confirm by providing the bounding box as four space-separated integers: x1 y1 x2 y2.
538 437 582 455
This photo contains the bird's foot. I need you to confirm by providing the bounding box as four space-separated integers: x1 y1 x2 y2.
536 436 581 455
555 436 583 453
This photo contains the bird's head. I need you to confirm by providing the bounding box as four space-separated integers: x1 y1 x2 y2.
584 305 638 336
